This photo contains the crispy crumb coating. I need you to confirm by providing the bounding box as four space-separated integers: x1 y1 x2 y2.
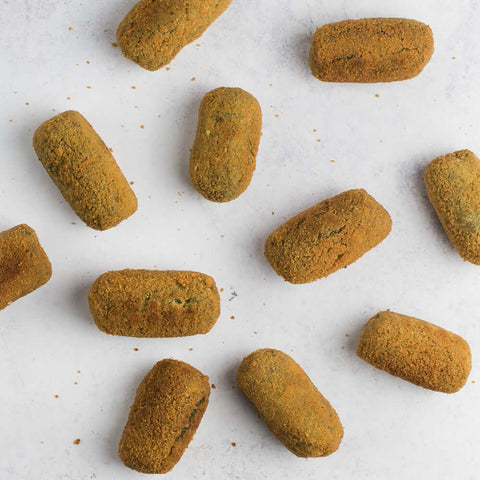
236 349 343 457
264 189 392 284
116 0 232 71
0 224 52 310
119 359 210 473
189 87 262 202
310 18 434 83
357 311 471 393
88 269 220 337
424 149 480 264
33 111 137 231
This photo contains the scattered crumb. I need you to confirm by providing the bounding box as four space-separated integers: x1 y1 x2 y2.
166 67 171 71
472 380 476 384
196 43 201 47
40 441 44 444
86 86 91 89
191 77 196 81
73 439 81 445
189 348 193 351
231 316 235 320
25 102 29 106
9 119 13 123
109 148 113 152
269 83 272 87
140 125 144 129
341 346 345 350
316 139 321 143
375 94 380 98
77 370 80 373
74 382 78 385
345 333 350 337
275 114 279 118
86 61 90 64
451 56 456 60
68 27 73 31
211 384 216 389
232 385 235 390
76 64 79 66
121 125 124 128
55 394 59 398
130 181 134 185
67 97 71 100
220 288 224 292
220 234 224 238
131 86 136 89
52 108 56 111
133 348 138 351
157 114 161 117
330 160 335 163
254 331 258 334
134 105 138 109
71 222 76 225
231 442 236 447
111 42 118 47
272 212 274 215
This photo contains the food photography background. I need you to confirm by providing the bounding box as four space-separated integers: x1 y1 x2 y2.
1 0 479 478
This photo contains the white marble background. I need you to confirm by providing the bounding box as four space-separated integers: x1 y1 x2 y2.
1 0 479 478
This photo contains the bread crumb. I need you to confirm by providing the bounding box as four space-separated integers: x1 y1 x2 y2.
451 56 456 60
71 222 76 225
67 97 71 100
109 148 113 152
54 394 59 398
254 331 258 334
275 114 279 118
375 94 380 98
330 160 335 163
86 61 90 64
316 139 321 143
220 288 224 292
68 27 73 31
231 442 236 447
77 370 80 373
111 42 118 47
230 316 235 320
86 86 91 89
131 86 136 89
9 119 13 122
191 77 196 81
130 181 134 185
133 348 138 351
74 382 78 385
73 439 80 445
345 333 350 337
140 125 144 129
211 383 216 389
269 84 272 87
189 348 193 351
25 102 29 106
472 380 476 384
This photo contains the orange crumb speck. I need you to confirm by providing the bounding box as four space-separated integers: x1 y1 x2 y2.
254 331 258 334
269 84 272 87
191 77 196 81
140 125 144 129
77 370 80 373
109 148 113 152
313 129 317 132
86 61 90 64
111 42 118 47
130 181 134 185
86 86 91 89
74 382 78 385
55 394 59 398
157 114 161 117
134 105 138 109
472 380 476 384
25 102 29 106
131 86 136 89
345 333 350 337
220 288 224 292
52 108 56 111
211 383 216 389
67 97 71 100
231 442 236 447
9 119 13 123
221 234 224 238
375 94 380 98
133 348 138 351
196 43 201 47
166 67 171 71
275 114 279 118
68 27 73 31
452 56 456 60
40 441 44 444
316 139 321 143
71 222 76 225
73 439 80 445
330 160 335 163
189 348 193 351
231 316 235 320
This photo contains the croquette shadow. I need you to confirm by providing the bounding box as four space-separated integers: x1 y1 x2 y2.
412 159 453 250
71 279 94 329
292 31 314 77
174 93 201 192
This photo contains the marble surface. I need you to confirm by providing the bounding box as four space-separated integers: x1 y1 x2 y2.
1 0 479 478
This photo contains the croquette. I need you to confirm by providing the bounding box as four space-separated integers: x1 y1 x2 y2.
424 149 480 264
0 224 52 310
119 359 210 473
116 0 232 71
236 349 343 457
88 269 220 337
189 87 262 202
357 311 471 393
264 189 392 284
33 110 137 231
310 18 434 83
